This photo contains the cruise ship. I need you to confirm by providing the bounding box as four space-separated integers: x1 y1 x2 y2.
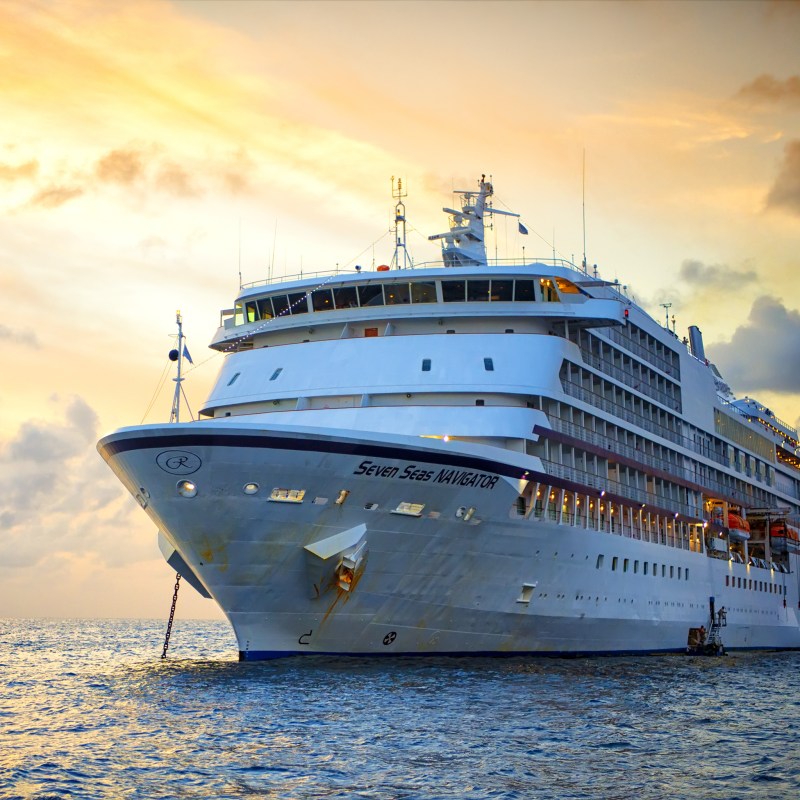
98 176 800 659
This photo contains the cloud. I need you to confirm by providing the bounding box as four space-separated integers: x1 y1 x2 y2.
156 161 200 197
27 185 84 209
0 324 40 348
0 397 143 569
734 74 800 108
766 139 800 214
679 259 757 290
0 159 38 181
706 296 800 394
95 148 145 185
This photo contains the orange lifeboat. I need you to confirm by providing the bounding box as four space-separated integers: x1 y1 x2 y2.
727 513 750 533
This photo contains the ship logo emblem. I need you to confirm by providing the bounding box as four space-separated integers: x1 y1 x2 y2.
156 450 202 475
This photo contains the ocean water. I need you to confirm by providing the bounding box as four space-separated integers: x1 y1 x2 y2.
1 618 798 800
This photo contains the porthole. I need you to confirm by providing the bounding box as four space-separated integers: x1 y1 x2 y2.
177 480 197 498
243 482 259 495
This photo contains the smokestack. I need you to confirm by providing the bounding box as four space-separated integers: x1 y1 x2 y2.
688 325 705 360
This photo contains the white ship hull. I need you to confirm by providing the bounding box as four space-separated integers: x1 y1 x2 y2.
99 420 800 659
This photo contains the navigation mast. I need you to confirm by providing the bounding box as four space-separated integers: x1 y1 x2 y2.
169 311 186 423
391 176 411 269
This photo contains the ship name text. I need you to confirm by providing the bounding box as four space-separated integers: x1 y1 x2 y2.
353 460 498 489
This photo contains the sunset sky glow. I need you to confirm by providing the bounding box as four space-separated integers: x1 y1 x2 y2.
1 0 799 619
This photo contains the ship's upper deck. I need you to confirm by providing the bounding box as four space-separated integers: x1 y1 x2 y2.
211 259 631 351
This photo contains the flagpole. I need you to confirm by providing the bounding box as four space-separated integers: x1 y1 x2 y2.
170 310 184 424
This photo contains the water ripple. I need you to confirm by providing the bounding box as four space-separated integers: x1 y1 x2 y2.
1 619 799 799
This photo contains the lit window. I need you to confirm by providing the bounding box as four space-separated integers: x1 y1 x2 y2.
392 502 425 517
269 488 305 503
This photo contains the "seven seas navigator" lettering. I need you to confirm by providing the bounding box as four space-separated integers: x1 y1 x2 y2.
352 459 499 489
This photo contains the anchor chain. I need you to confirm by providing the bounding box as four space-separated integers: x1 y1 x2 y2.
160 572 181 659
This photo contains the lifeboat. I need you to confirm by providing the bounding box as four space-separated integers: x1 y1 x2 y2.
727 512 750 541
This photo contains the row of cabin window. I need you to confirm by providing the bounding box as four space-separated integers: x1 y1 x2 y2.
239 278 563 323
725 574 786 594
599 554 689 580
422 358 493 371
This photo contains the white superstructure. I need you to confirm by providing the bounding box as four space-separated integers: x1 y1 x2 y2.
98 177 800 659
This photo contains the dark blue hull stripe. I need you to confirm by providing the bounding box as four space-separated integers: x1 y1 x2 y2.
238 645 798 661
99 431 530 480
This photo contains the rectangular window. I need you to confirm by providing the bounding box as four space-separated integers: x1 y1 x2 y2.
634 560 639 574
685 569 689 581
358 284 385 307
725 575 729 586
612 556 618 571
596 554 604 569
288 292 309 314
421 359 431 371
257 298 274 319
245 301 259 323
677 567 682 579
364 327 378 337
484 358 494 371
467 280 490 301
270 368 282 381
410 282 437 303
442 280 466 302
644 562 649 576
333 286 359 309
311 288 334 312
670 566 674 578
514 280 536 301
662 565 666 577
490 280 514 301
271 294 291 317
653 563 657 577
623 558 629 573
384 283 411 305
269 488 305 503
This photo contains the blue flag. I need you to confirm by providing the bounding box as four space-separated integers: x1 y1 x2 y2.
518 222 529 235
183 345 193 364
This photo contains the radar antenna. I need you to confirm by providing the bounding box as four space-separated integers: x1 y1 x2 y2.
390 176 411 269
660 302 672 331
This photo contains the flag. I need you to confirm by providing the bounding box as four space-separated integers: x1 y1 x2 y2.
518 221 529 235
183 344 193 364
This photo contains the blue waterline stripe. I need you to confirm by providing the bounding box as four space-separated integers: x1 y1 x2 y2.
238 645 798 661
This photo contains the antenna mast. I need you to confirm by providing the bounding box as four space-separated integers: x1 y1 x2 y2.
660 302 672 330
391 176 410 269
582 149 587 274
170 311 185 423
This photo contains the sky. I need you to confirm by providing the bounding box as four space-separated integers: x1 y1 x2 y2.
1 0 799 621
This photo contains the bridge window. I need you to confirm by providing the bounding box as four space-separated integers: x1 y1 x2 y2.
288 292 309 314
491 280 514 301
514 280 536 301
311 288 334 312
358 284 385 307
411 282 437 303
385 283 410 305
271 294 291 317
467 280 490 302
333 286 359 309
257 298 274 319
442 280 466 302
